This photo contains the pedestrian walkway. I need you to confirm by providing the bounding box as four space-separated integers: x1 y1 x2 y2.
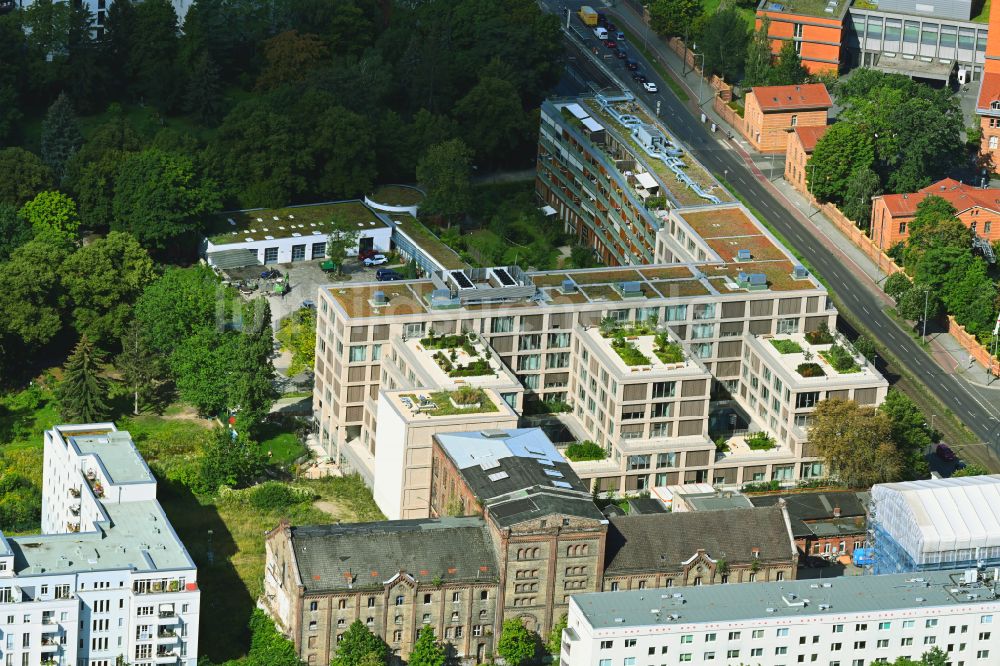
607 1 1000 391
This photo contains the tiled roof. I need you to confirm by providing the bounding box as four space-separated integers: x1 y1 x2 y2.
751 84 833 111
878 178 1000 217
750 491 868 539
290 517 498 592
977 72 1000 113
792 125 828 152
603 507 795 574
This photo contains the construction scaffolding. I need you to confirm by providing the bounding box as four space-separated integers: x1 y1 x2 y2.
870 476 1000 575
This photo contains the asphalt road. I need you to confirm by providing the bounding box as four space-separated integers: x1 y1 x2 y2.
543 1 1000 448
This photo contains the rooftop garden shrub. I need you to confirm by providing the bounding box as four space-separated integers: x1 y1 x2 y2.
449 359 493 377
565 441 607 462
805 322 834 345
610 338 651 366
653 332 684 363
820 344 860 374
796 362 825 378
745 432 776 451
770 339 803 354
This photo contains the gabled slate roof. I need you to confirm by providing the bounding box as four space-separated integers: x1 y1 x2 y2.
290 517 498 593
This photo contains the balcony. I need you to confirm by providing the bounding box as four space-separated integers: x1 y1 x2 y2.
157 610 177 623
40 636 61 651
157 629 179 643
66 521 79 533
68 487 80 498
155 649 180 663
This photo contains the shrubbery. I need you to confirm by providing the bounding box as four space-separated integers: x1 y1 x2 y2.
565 441 607 462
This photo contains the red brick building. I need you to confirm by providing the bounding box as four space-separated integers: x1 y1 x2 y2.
976 0 1000 170
743 84 832 153
749 491 868 559
870 178 1000 253
784 125 828 196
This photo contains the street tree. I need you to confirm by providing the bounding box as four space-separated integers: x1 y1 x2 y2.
61 231 157 345
497 618 537 666
883 271 912 303
42 93 83 182
743 17 773 87
896 284 940 325
57 335 111 423
840 167 882 229
809 399 901 488
648 0 702 39
0 148 55 207
330 620 389 666
771 39 808 85
699 7 751 83
111 149 221 252
18 190 80 243
408 627 446 666
416 138 474 224
116 321 161 415
879 389 933 479
807 123 875 205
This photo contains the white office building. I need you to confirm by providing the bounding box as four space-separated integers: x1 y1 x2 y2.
0 424 200 666
562 569 1000 666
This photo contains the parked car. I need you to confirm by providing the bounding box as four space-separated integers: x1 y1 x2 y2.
363 254 388 266
358 248 378 261
260 268 281 279
376 268 403 281
936 443 957 462
642 81 659 93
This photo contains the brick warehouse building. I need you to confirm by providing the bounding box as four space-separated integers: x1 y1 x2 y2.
784 125 828 197
742 84 832 154
264 429 798 665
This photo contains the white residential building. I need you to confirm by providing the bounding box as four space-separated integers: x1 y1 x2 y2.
0 424 200 666
562 569 1000 666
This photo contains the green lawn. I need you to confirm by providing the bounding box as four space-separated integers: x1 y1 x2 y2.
973 0 992 22
0 382 61 451
255 418 308 466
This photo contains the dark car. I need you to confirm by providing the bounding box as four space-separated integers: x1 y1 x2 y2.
625 59 639 71
936 443 957 462
597 12 607 26
615 48 627 59
631 70 645 82
376 268 403 281
608 22 617 32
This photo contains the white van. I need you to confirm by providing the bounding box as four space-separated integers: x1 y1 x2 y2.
593 26 608 40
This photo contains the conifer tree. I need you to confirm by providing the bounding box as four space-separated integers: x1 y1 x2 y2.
58 335 111 423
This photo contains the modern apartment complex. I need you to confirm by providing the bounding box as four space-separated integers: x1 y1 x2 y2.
562 569 1000 666
312 95 887 513
0 424 200 666
264 427 798 665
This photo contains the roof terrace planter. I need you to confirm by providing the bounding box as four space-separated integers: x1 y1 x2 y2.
565 440 608 462
769 339 803 354
796 362 825 378
745 432 776 451
653 333 684 364
819 344 861 374
610 337 652 366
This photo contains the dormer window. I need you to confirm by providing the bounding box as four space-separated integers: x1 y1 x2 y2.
992 101 1000 111
751 548 761 559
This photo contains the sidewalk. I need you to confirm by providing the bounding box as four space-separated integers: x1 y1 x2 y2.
606 1 999 390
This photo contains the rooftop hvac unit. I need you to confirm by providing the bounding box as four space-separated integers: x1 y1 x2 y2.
792 265 809 279
737 249 751 261
619 281 642 296
561 279 578 293
372 290 387 305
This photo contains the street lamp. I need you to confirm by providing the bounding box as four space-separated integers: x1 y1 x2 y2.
691 43 705 107
921 286 931 342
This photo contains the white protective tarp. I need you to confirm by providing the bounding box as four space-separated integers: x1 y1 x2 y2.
634 172 659 190
872 475 1000 560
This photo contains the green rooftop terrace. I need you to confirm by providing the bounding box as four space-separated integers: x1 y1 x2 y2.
763 0 849 18
207 201 384 245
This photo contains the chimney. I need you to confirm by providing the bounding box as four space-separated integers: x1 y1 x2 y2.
833 506 842 518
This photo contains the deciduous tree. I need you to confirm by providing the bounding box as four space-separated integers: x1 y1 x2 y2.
255 30 329 91
840 167 882 229
57 335 111 423
547 614 568 657
648 0 702 38
111 149 221 251
330 620 389 666
61 231 156 345
0 204 32 263
197 426 265 491
134 264 221 357
954 463 990 477
0 148 53 208
276 308 316 377
809 399 901 488
883 271 912 303
497 618 537 666
116 321 161 415
453 75 530 167
807 123 875 205
169 327 240 416
879 389 933 479
743 17 773 87
19 190 80 243
408 627 446 666
771 39 808 85
698 7 751 83
0 231 73 350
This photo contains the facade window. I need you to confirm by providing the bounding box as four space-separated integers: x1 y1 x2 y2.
491 317 514 333
790 115 798 126
395 596 405 606
348 346 366 362
652 381 676 398
518 334 541 351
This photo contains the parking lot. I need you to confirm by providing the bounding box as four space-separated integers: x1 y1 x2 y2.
223 257 406 324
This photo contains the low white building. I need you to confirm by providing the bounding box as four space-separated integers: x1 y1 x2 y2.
562 569 1000 666
203 201 393 269
0 424 200 666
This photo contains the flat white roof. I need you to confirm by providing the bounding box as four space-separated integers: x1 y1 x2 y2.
635 172 659 190
581 116 603 132
565 103 589 119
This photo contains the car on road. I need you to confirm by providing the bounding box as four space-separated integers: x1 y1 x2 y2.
632 71 647 83
616 31 625 41
376 268 403 281
936 443 957 462
625 59 639 71
363 254 388 266
615 48 627 59
642 81 658 93
604 39 617 49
